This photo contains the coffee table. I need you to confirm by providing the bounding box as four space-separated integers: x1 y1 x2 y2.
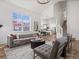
31 39 45 49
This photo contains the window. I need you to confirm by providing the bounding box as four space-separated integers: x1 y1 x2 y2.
12 12 31 32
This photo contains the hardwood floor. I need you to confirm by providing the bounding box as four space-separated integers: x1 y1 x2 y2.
40 34 56 41
66 40 79 59
0 44 7 59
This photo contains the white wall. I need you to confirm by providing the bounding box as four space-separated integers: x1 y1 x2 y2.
39 4 58 31
67 0 79 39
54 1 66 26
40 4 55 28
0 0 40 44
41 5 54 20
40 1 66 27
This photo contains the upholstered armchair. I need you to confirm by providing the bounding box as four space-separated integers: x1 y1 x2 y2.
33 41 59 59
33 37 67 59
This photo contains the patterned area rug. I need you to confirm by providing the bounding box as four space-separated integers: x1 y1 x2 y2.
4 44 34 59
4 40 79 59
4 44 64 59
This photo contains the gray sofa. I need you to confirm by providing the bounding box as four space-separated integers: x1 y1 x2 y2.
7 33 37 48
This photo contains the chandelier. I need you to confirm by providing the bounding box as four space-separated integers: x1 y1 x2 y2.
37 0 51 4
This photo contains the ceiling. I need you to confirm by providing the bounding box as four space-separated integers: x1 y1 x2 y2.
5 0 65 14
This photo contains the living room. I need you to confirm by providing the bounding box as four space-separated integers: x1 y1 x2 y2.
0 0 79 59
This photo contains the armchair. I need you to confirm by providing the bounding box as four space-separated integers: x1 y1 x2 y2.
33 37 67 59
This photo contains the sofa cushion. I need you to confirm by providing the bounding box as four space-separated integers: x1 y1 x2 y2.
18 34 34 39
24 37 36 40
34 44 53 58
10 34 17 39
13 38 30 45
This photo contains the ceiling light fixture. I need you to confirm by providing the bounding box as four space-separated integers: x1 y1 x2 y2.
37 0 51 4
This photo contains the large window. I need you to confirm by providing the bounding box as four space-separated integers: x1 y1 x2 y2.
12 12 31 32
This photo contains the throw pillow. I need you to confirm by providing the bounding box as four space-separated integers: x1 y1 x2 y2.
10 34 17 39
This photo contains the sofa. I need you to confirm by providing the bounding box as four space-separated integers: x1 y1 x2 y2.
7 33 37 48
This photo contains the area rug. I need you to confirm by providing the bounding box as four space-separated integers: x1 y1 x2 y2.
4 44 64 59
4 44 35 59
